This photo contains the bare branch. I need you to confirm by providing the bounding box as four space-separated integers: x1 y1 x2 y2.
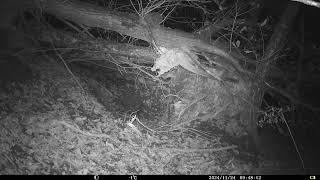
291 0 320 8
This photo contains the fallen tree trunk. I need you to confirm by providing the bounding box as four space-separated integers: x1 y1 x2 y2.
38 0 251 79
28 25 157 64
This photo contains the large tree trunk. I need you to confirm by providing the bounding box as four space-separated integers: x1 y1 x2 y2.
249 1 301 150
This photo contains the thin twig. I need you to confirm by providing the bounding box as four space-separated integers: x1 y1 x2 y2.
280 113 305 171
229 0 239 52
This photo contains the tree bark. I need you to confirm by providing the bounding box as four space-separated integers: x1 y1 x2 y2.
29 25 157 64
